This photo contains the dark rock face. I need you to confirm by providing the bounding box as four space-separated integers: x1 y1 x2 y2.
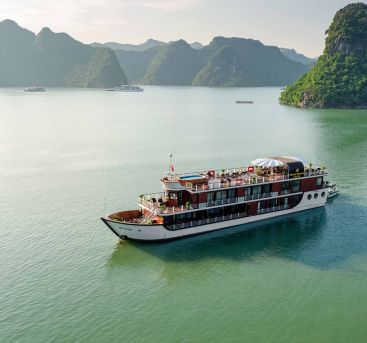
280 2 367 108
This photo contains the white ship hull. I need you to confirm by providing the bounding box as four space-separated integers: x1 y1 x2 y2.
102 190 327 241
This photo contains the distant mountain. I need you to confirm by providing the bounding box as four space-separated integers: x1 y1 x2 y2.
0 20 126 87
141 40 206 85
93 39 204 52
91 39 166 52
279 48 316 65
194 37 308 87
114 48 158 83
280 3 367 108
115 36 308 86
190 42 204 50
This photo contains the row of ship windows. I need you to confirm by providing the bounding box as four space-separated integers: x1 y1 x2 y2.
307 192 326 200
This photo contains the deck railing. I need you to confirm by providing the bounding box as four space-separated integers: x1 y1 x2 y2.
139 190 300 215
165 204 292 230
165 211 248 230
257 204 289 214
187 169 327 192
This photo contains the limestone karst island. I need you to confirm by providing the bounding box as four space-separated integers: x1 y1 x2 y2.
280 2 367 108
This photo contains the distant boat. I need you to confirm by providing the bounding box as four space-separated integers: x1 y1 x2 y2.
236 100 253 104
24 86 46 92
106 84 144 92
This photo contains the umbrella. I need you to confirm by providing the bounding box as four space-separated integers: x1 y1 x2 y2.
251 158 284 168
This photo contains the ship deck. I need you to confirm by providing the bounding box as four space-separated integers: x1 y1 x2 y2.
139 165 327 217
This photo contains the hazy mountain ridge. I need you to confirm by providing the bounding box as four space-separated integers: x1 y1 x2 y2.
115 36 309 86
279 48 317 65
92 39 204 52
280 3 367 108
0 19 312 88
0 20 126 87
91 38 166 52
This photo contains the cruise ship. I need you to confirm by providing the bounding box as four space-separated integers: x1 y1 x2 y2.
101 156 334 241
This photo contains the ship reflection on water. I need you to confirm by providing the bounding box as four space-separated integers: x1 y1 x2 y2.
108 207 328 267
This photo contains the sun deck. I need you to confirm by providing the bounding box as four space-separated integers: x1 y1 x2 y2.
162 164 327 192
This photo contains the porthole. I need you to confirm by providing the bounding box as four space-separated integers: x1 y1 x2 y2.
321 192 326 197
314 193 318 199
307 194 312 200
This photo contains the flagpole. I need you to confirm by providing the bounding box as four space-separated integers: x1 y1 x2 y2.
169 153 174 181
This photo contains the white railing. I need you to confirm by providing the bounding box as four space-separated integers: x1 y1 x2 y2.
166 212 248 230
257 204 289 215
139 190 299 215
192 175 287 192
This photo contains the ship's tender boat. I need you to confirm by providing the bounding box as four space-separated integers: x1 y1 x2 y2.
326 183 339 199
101 156 335 242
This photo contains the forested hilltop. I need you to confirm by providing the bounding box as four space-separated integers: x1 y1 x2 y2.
0 20 126 87
114 37 308 87
280 3 367 108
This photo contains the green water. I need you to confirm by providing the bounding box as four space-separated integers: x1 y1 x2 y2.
1 87 367 342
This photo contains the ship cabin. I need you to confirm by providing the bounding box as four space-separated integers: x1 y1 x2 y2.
127 157 328 230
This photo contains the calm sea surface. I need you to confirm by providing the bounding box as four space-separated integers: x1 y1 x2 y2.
1 86 367 342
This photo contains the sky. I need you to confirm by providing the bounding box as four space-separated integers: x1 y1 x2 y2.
0 0 364 57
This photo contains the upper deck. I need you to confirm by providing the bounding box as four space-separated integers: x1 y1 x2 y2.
138 160 328 216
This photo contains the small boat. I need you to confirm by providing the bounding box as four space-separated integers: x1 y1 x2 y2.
327 183 339 199
24 86 46 92
106 84 144 92
236 100 253 104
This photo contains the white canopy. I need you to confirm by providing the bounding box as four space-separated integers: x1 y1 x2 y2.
251 158 284 168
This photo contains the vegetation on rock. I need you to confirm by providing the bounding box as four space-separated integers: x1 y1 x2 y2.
280 3 367 108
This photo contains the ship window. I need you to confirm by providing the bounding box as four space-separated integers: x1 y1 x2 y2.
258 200 267 209
252 186 261 195
262 183 271 194
216 191 222 201
321 192 326 197
316 177 323 186
307 194 312 200
228 189 236 199
314 193 319 199
281 182 290 190
291 180 301 192
269 198 278 207
292 194 302 204
207 192 215 202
